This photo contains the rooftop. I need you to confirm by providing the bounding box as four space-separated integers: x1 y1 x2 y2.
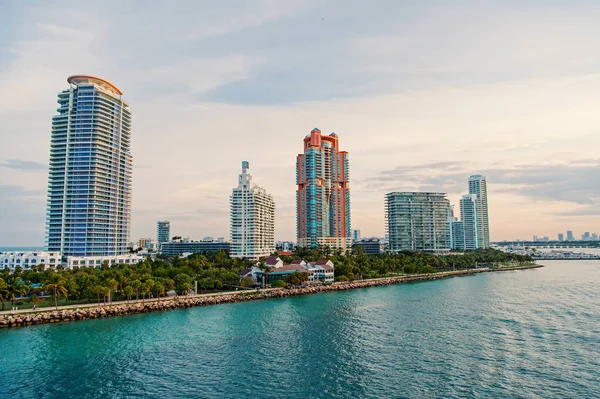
67 75 123 96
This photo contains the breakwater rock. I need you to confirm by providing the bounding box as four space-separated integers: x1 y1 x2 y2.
0 265 541 329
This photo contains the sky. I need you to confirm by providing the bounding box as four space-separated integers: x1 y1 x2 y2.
1 0 600 246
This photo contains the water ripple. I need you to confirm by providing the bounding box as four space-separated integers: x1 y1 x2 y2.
1 260 599 399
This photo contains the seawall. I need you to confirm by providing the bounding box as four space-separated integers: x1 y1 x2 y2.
0 265 542 329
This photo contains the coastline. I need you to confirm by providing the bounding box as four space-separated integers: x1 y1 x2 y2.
0 265 542 329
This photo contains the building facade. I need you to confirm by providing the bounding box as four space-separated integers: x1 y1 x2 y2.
46 75 132 258
160 240 230 256
353 238 382 255
385 192 450 252
451 221 466 250
468 175 490 248
1 251 61 271
460 194 478 250
230 161 275 260
296 128 351 249
157 221 170 244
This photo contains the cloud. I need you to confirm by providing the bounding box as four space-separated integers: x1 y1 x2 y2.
0 159 47 171
367 161 600 207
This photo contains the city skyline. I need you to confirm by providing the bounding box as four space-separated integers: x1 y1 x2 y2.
2 2 600 246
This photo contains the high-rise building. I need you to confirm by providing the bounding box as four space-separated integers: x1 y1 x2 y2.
230 161 275 260
385 192 450 252
451 221 465 250
460 194 478 250
46 75 132 257
566 230 574 241
157 221 170 244
468 175 490 248
558 233 564 242
296 128 351 249
352 229 361 242
533 235 539 242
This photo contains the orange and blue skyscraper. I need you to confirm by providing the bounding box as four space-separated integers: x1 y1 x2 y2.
296 128 351 249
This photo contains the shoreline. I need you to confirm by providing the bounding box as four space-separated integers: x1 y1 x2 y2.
0 265 542 329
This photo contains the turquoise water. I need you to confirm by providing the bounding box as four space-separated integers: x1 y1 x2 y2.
1 261 599 398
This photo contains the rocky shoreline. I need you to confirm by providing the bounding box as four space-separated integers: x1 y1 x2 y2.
0 265 541 329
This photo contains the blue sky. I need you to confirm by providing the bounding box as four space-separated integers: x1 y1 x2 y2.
2 0 600 245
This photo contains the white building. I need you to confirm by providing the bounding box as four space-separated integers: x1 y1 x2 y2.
65 254 144 269
306 259 335 283
0 251 61 271
230 161 275 260
263 256 284 269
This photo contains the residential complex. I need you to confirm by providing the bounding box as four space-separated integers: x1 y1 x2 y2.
230 161 275 260
468 175 490 248
0 251 61 271
385 192 450 252
296 128 351 249
353 238 382 255
460 194 479 250
160 239 230 256
157 221 170 244
46 75 132 258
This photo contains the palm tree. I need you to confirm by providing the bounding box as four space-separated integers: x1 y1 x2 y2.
43 273 68 309
123 285 133 302
6 276 29 309
0 277 8 310
153 283 165 301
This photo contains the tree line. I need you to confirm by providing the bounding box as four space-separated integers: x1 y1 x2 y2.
0 248 532 310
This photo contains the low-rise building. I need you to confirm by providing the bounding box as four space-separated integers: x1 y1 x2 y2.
66 254 144 269
353 238 382 255
239 266 264 285
265 258 335 285
0 251 61 271
160 239 231 256
263 256 283 269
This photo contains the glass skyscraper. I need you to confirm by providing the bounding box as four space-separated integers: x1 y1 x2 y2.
157 221 170 244
46 75 132 257
296 128 351 249
460 194 478 250
468 175 490 248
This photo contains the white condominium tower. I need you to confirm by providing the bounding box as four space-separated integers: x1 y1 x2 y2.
46 75 132 257
468 175 490 248
230 161 275 260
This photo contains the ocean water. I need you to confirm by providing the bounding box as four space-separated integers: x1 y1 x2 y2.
1 260 598 399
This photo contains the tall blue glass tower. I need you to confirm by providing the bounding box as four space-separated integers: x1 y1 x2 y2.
46 75 132 257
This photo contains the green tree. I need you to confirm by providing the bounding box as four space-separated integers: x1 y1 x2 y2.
153 282 165 300
174 273 192 295
6 276 29 309
0 277 8 310
271 279 286 288
131 279 142 300
43 273 68 309
123 285 133 302
240 276 255 288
